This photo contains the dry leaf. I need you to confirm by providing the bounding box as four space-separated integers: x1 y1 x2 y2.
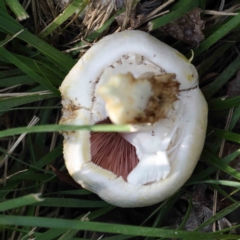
160 8 205 47
218 217 237 234
185 202 213 232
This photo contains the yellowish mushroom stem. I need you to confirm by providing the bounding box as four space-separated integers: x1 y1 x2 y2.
98 72 180 125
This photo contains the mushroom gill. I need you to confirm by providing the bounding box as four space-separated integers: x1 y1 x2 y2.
91 119 138 181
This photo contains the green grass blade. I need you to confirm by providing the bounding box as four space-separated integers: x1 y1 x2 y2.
0 8 75 72
188 148 240 184
0 47 59 95
148 0 200 31
45 189 91 196
32 145 62 169
0 68 22 78
210 127 240 143
0 75 33 87
222 148 240 163
34 198 109 208
0 124 131 138
8 106 60 111
229 105 240 130
208 96 240 110
177 198 192 230
203 148 240 181
197 180 240 188
12 53 65 85
188 166 216 183
146 190 183 233
203 55 240 99
194 11 240 56
0 193 43 211
216 223 240 234
0 146 62 184
198 42 233 78
0 0 7 11
4 172 54 182
0 215 239 239
37 207 114 240
210 184 237 204
88 206 115 221
4 0 29 20
35 229 66 240
102 235 133 240
33 99 57 155
0 93 56 112
38 0 89 39
0 29 24 47
199 0 206 9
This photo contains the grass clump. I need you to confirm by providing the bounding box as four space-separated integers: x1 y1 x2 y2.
1 0 240 239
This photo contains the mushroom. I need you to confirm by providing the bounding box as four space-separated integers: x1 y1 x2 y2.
59 30 208 207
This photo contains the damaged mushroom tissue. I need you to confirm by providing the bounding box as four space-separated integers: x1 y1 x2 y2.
59 30 208 208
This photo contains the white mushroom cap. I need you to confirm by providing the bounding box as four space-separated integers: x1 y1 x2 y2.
60 30 208 207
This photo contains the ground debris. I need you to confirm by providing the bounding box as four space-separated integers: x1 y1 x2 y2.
182 184 236 232
227 69 240 98
115 0 165 29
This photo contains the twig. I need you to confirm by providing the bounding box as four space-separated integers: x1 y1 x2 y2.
145 0 175 19
204 10 238 16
